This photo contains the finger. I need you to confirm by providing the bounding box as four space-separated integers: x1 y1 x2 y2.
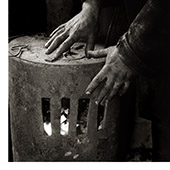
45 35 76 62
50 24 65 37
119 81 130 96
96 79 113 105
100 95 108 106
86 67 107 95
106 82 122 101
45 28 65 48
85 34 95 58
45 31 68 54
87 48 108 58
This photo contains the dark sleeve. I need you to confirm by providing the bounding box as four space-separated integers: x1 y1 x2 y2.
117 0 170 78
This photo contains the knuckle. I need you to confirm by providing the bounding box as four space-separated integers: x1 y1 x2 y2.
62 41 68 47
93 76 101 84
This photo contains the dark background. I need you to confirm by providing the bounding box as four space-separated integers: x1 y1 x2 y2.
9 0 47 36
9 0 82 37
8 0 146 38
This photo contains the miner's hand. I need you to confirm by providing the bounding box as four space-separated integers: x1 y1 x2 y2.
45 3 99 62
86 46 137 105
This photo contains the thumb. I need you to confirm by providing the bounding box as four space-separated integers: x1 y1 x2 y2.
87 48 108 58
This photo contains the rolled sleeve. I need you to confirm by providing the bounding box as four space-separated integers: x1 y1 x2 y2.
116 0 170 78
117 33 156 77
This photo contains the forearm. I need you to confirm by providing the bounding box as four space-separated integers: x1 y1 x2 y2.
117 0 170 77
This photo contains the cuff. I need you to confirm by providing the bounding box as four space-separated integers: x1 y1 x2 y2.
116 33 156 78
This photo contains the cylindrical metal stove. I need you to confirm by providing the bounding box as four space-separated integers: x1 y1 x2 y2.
9 35 124 161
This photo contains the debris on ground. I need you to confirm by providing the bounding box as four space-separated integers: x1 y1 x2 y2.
64 151 72 157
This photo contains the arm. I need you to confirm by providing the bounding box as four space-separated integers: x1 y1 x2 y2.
117 0 170 77
86 0 170 104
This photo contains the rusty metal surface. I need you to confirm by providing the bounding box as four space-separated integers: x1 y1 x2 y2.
9 35 105 65
9 35 123 161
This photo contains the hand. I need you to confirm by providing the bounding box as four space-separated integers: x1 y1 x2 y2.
86 46 137 105
45 3 99 62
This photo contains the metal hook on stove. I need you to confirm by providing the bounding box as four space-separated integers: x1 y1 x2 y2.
9 44 28 58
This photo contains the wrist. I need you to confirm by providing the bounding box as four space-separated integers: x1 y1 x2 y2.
82 1 101 19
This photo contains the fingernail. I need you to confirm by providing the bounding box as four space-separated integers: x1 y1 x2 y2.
86 91 90 95
45 43 48 48
95 101 98 105
45 49 49 54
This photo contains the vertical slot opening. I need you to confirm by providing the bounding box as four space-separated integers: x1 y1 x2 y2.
97 104 105 131
60 98 70 136
42 98 52 136
77 99 90 135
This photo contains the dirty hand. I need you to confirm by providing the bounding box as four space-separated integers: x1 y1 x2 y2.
86 46 137 105
45 3 99 62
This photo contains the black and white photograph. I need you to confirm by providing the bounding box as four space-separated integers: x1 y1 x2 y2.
6 0 170 166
